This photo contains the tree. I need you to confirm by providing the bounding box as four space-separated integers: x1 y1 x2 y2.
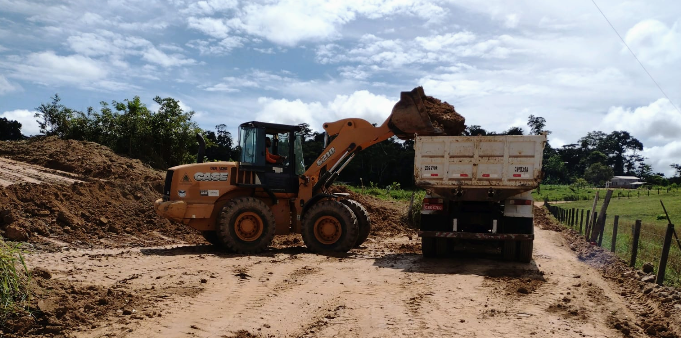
503 126 524 135
35 94 76 137
464 125 487 136
527 115 550 135
0 117 23 140
584 163 614 187
543 154 569 184
602 131 643 175
671 163 681 177
204 124 234 161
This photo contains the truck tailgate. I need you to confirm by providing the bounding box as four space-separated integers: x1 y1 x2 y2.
414 135 546 190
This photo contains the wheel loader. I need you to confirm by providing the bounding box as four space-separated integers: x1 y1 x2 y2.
154 87 441 253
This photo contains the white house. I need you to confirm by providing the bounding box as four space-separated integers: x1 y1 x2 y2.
608 176 641 189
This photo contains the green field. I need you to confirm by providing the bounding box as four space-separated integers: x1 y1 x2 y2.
552 189 681 287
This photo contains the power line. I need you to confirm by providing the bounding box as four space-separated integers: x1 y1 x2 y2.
590 0 681 114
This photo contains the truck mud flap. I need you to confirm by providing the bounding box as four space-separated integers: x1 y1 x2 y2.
418 231 533 241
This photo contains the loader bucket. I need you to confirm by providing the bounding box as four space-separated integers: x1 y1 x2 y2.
387 87 443 139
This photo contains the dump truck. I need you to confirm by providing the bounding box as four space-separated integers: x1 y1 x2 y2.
155 87 446 254
415 134 547 262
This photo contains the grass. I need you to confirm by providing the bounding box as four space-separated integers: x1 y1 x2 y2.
0 239 31 324
533 184 598 202
550 188 681 287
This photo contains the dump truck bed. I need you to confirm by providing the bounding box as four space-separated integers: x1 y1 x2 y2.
414 135 547 200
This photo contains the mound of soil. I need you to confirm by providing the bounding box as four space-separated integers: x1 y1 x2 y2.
423 96 465 136
2 267 166 337
330 186 414 237
0 181 201 248
0 137 162 181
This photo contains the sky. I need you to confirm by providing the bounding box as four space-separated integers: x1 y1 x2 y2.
1 0 680 176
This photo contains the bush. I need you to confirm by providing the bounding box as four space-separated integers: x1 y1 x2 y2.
0 240 31 323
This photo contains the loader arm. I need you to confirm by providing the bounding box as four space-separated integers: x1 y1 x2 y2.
296 87 441 207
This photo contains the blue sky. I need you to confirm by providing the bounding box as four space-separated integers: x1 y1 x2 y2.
1 0 680 175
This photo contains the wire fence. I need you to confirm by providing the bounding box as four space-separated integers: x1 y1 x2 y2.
545 203 681 287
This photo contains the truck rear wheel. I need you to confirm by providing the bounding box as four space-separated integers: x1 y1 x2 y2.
502 240 516 261
217 197 276 254
302 200 358 253
436 238 449 256
517 240 533 263
422 237 436 257
340 199 371 247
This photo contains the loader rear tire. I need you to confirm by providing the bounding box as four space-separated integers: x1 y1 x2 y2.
421 237 436 258
340 199 371 247
217 197 276 254
302 200 358 253
517 240 533 263
201 231 224 247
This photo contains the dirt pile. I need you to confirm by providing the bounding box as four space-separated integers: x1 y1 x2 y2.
0 180 202 248
0 137 201 248
2 267 152 337
0 136 162 181
330 186 414 237
423 96 465 136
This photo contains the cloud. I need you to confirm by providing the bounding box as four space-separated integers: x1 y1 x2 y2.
182 0 238 15
0 109 40 136
415 32 476 51
231 0 448 46
625 19 681 66
186 37 245 55
504 14 519 28
203 76 260 92
601 98 681 145
8 51 108 85
643 141 681 177
142 47 196 67
0 75 21 94
254 90 394 131
187 17 231 39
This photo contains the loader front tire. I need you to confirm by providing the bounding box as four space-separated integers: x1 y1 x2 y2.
217 197 276 254
302 200 358 253
340 199 371 247
201 231 224 247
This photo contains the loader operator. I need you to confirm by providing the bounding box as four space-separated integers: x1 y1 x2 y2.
265 137 286 164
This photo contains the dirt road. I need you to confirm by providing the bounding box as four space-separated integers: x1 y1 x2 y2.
26 226 655 338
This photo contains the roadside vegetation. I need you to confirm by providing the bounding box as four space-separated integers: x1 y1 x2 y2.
556 187 681 286
0 239 31 325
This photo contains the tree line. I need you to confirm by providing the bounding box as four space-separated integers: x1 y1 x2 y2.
1 94 677 188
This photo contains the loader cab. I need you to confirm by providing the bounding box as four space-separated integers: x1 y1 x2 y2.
238 121 305 193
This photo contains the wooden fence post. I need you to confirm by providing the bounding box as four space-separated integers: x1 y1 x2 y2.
588 211 597 241
630 220 642 267
597 213 607 246
656 224 675 285
580 209 584 234
611 215 619 253
591 190 614 243
568 208 575 226
585 210 591 235
572 208 576 227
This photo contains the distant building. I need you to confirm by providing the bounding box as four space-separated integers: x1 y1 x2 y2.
608 176 642 189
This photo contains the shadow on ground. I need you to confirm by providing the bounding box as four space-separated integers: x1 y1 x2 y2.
373 251 545 280
140 244 309 257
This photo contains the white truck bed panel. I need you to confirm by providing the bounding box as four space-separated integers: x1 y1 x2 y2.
414 135 547 191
